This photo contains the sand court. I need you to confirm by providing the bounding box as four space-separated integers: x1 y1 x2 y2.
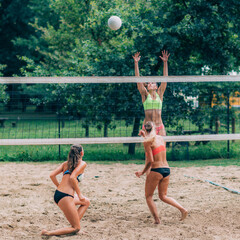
0 162 239 240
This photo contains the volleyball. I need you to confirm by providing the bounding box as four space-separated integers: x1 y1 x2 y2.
108 16 122 30
77 173 84 182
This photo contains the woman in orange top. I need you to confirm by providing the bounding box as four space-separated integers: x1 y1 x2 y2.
135 122 188 224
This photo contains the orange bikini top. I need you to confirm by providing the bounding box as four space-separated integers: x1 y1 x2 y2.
152 145 166 156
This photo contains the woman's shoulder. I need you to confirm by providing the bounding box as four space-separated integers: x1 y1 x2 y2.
81 160 87 167
62 161 68 169
75 160 87 169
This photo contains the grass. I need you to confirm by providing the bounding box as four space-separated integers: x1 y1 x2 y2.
1 141 240 163
0 143 145 162
168 158 240 167
0 117 239 162
80 158 240 167
1 157 239 168
1 117 238 139
0 119 135 139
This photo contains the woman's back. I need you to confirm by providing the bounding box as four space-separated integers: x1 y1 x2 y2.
151 135 168 168
57 161 75 195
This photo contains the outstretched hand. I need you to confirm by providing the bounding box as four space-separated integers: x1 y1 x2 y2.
133 52 141 62
78 194 87 202
135 171 143 178
138 129 146 137
159 50 170 62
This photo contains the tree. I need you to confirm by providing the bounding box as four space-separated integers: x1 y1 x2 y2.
0 64 9 103
15 0 240 154
19 0 138 138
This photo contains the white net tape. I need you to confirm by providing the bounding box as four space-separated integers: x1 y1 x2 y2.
1 75 240 84
0 134 240 146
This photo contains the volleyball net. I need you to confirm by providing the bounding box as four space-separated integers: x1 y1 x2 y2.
0 75 240 161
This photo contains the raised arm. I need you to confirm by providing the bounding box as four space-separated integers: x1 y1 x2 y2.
49 162 65 187
135 141 153 177
133 52 148 100
158 50 170 99
133 52 140 77
70 161 87 201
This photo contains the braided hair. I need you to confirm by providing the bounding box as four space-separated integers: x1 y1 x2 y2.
67 144 83 173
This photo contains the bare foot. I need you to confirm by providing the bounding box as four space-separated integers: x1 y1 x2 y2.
154 217 161 224
41 229 49 236
180 209 188 221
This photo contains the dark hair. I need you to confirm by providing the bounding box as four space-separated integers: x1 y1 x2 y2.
67 144 83 173
144 121 154 133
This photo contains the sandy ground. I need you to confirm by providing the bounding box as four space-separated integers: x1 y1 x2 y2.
0 162 239 240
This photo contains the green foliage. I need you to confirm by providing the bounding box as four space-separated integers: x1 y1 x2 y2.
16 0 240 130
0 0 59 76
1 0 240 158
0 65 9 103
0 141 239 162
0 84 8 103
2 0 240 77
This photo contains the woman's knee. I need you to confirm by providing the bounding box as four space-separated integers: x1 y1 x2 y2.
85 198 90 207
159 194 167 201
73 225 81 233
80 197 90 207
145 193 153 201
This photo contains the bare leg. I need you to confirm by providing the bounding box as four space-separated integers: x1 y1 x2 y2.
145 153 150 176
74 194 90 220
145 172 163 224
158 176 188 220
158 127 166 137
41 226 79 236
41 197 80 236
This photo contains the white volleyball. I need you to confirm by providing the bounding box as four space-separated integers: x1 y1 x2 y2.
77 173 84 182
108 16 122 30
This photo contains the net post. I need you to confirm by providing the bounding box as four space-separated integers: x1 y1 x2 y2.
57 94 61 160
58 117 61 160
186 142 189 161
227 90 230 159
232 117 235 143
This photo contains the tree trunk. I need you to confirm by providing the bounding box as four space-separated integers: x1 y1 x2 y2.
85 125 89 137
128 117 141 155
104 122 108 137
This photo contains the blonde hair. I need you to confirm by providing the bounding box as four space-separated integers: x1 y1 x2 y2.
67 144 83 173
143 121 156 143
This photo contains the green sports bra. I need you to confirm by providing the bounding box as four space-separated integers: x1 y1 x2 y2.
143 93 162 110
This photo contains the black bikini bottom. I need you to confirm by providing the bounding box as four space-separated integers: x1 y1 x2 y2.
151 168 170 178
54 189 74 204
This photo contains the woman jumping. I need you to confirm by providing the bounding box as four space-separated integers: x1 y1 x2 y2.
133 50 170 136
41 144 90 236
135 122 188 224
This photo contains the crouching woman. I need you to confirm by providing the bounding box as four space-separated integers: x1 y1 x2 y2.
41 144 90 236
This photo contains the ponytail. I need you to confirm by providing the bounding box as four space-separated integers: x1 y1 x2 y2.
67 144 83 173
